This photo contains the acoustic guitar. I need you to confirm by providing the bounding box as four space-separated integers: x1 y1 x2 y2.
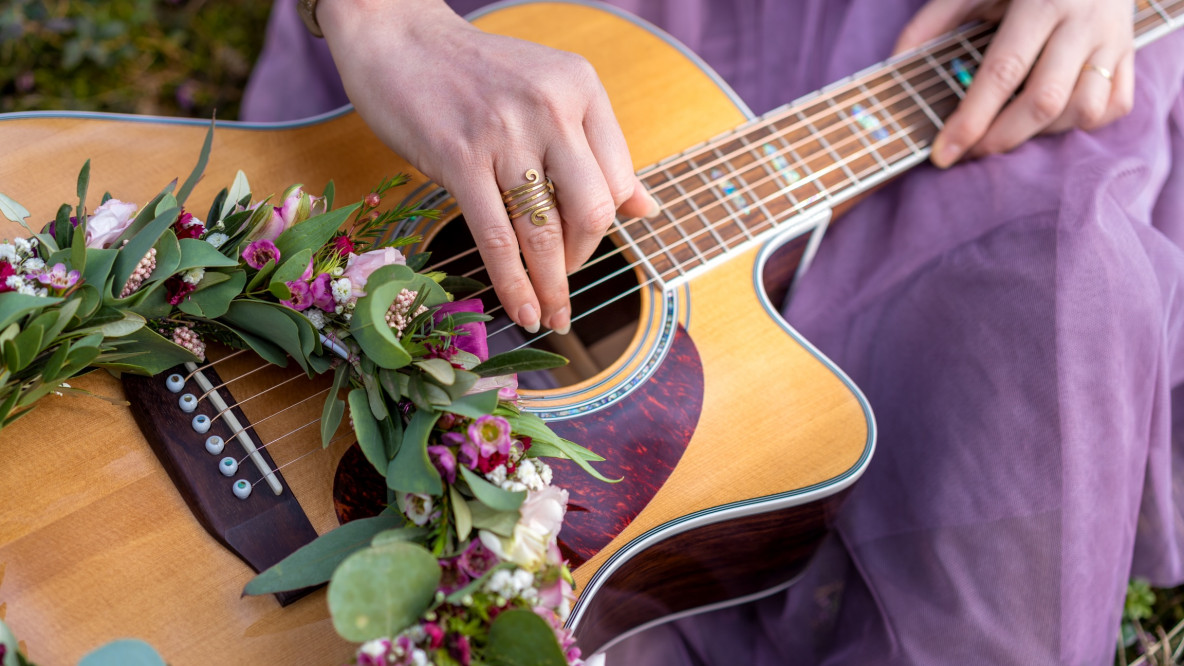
1 1 1179 663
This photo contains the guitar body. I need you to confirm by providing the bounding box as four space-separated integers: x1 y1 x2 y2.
0 2 872 663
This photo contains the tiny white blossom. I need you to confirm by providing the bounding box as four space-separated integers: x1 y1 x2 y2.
205 232 229 249
181 267 205 285
331 266 344 277
331 277 352 303
5 275 24 290
22 257 44 273
487 464 508 487
0 243 17 263
16 281 36 296
27 236 38 248
343 312 353 322
398 492 433 526
539 460 553 486
35 287 47 297
12 237 32 256
305 309 326 330
410 649 430 666
515 459 544 492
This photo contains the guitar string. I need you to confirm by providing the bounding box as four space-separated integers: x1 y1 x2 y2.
421 22 994 276
249 432 354 489
182 347 248 382
196 359 275 403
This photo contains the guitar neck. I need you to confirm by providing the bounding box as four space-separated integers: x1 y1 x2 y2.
626 0 1184 286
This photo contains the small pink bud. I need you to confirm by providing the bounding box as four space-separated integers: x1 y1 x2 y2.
364 192 381 208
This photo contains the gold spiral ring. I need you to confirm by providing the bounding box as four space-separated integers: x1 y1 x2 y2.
501 169 556 226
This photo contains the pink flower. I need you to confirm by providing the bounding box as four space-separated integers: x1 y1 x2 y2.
342 247 406 297
0 261 16 292
447 634 472 666
309 272 335 311
422 622 444 650
468 415 511 458
457 539 499 579
478 486 568 571
247 188 310 242
165 276 196 305
427 444 457 484
173 209 205 240
35 263 80 290
85 199 138 249
281 280 313 311
355 638 391 666
241 239 280 270
434 299 489 362
332 235 355 256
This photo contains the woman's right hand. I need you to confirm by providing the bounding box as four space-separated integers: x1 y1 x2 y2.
318 0 659 334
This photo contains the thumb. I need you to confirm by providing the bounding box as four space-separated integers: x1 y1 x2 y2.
893 0 976 56
616 175 661 220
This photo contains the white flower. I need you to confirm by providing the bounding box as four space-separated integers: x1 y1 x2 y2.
305 309 325 330
486 464 508 487
343 312 353 323
331 266 344 277
410 649 430 666
22 257 44 273
331 277 352 304
5 275 24 290
479 486 568 572
12 237 32 256
85 199 139 249
15 281 36 296
0 243 17 263
181 267 205 285
398 492 434 526
205 232 229 249
358 638 391 662
515 459 544 492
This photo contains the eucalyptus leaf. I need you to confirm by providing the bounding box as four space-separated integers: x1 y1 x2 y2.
321 362 349 446
271 248 312 287
468 501 520 537
182 270 245 319
0 192 32 231
222 301 308 371
370 526 427 548
438 275 487 296
94 311 146 337
387 409 442 495
78 640 166 666
472 348 568 378
486 609 569 666
80 248 117 297
328 541 441 642
244 513 403 596
322 180 335 210
175 238 239 271
177 120 214 205
351 264 449 370
349 388 386 477
99 326 199 375
75 158 90 222
274 202 361 260
0 293 62 331
444 389 500 420
508 413 615 483
459 466 526 512
221 169 251 219
111 206 178 298
414 358 455 385
450 484 472 542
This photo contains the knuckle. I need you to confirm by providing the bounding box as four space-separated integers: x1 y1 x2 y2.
473 225 517 253
984 53 1028 91
523 223 564 254
1077 97 1107 128
1029 84 1069 123
575 198 617 234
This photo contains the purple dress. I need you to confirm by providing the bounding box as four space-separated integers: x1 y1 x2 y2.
244 2 1184 664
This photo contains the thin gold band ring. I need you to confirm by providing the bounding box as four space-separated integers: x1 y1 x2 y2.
1082 63 1113 81
501 169 556 226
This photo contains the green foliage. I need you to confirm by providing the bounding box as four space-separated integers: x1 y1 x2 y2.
1 0 272 119
328 542 442 642
486 610 569 666
78 640 164 666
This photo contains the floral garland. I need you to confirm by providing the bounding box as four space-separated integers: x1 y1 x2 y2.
0 126 607 666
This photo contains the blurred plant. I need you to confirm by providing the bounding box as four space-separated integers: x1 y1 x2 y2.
1118 579 1184 665
0 0 271 118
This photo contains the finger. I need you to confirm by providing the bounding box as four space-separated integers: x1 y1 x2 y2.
498 161 571 334
450 172 542 334
546 136 616 275
1045 50 1116 134
893 0 975 56
1101 49 1135 126
583 87 660 220
931 1 1060 167
969 25 1090 156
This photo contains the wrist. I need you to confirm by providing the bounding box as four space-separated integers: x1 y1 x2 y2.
317 0 462 45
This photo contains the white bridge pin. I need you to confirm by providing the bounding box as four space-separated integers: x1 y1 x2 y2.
165 373 185 393
192 414 211 434
178 393 198 413
205 435 225 455
232 479 252 500
219 457 238 476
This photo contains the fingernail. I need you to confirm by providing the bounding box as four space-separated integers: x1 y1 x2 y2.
933 140 962 169
644 193 661 219
551 306 570 335
519 303 540 334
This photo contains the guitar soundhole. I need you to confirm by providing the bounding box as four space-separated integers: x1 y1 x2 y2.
426 216 642 388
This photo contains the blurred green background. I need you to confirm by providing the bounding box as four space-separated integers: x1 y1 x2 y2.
0 0 271 118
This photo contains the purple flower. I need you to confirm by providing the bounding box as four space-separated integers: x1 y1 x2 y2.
434 299 489 362
281 280 313 311
355 638 391 666
447 431 480 471
423 622 445 650
457 539 499 579
35 263 79 290
468 414 512 458
242 239 280 270
427 444 457 484
447 633 472 666
309 272 335 312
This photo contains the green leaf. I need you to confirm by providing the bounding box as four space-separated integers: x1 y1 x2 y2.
363 371 388 420
220 170 251 219
53 203 73 249
439 275 487 296
443 561 516 605
322 362 349 446
450 485 472 542
0 614 20 666
508 413 615 483
94 311 146 337
207 188 228 226
444 389 500 420
146 230 181 284
182 270 244 319
349 388 387 476
222 301 308 371
378 404 403 459
9 322 44 372
0 293 62 331
78 639 166 666
322 180 335 210
177 120 214 206
472 349 568 378
387 409 442 495
274 202 361 260
98 327 198 375
41 342 71 381
328 541 441 642
414 358 455 385
442 370 480 401
468 501 520 537
0 192 32 232
370 526 427 548
486 609 569 666
270 248 311 287
244 513 403 596
71 211 88 275
459 466 526 512
81 248 118 296
175 238 239 271
76 158 91 222
111 206 178 298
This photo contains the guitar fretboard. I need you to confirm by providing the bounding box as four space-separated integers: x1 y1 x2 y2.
619 0 1184 286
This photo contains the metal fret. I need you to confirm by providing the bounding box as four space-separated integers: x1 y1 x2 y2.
766 125 830 206
609 217 666 284
795 110 861 190
695 166 755 241
957 35 985 63
925 52 967 99
635 208 687 277
712 148 779 229
669 176 731 251
739 133 802 207
662 207 708 263
1147 0 1173 23
827 96 890 170
890 68 944 130
858 82 923 158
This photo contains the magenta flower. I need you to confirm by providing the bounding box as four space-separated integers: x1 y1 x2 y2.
427 444 457 484
242 239 280 269
457 539 499 579
36 263 80 290
423 622 445 650
173 209 205 240
468 414 512 458
309 272 335 311
434 299 489 362
355 638 391 666
0 260 16 293
333 235 356 257
447 634 472 666
281 280 313 311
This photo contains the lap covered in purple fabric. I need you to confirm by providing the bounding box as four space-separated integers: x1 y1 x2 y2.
245 2 1184 663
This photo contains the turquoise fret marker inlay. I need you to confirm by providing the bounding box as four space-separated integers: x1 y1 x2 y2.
850 103 890 141
711 168 751 215
952 58 974 88
762 143 801 184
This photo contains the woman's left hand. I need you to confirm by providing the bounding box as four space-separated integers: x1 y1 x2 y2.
893 0 1135 168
